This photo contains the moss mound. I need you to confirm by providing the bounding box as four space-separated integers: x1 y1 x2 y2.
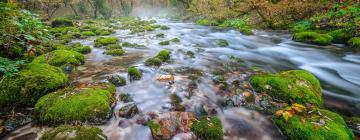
71 43 92 54
191 116 224 140
274 108 354 140
51 18 74 28
103 49 125 56
156 50 170 62
81 31 96 37
145 57 163 67
250 70 323 107
34 83 116 124
195 19 220 26
159 41 170 46
40 125 107 140
0 63 68 107
128 66 142 80
293 32 333 45
327 29 352 43
105 44 122 50
32 50 85 66
170 38 180 42
94 37 118 47
348 37 360 49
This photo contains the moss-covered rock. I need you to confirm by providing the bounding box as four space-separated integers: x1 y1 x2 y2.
105 44 122 50
94 37 118 47
293 32 333 45
160 25 170 30
159 41 170 46
40 125 107 140
348 37 360 49
274 108 354 140
121 42 146 48
170 38 180 43
195 19 220 26
34 83 116 124
156 33 165 38
216 39 229 47
95 29 112 35
71 43 92 54
108 75 126 87
81 31 96 37
103 49 125 56
191 116 224 140
128 66 142 80
0 63 68 107
145 57 163 67
51 18 74 28
328 29 352 43
156 50 171 62
250 70 323 107
32 50 85 67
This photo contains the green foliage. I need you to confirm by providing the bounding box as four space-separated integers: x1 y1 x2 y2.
156 50 171 62
34 84 115 124
32 50 85 67
191 116 224 140
293 32 333 45
348 37 360 49
250 70 323 107
0 3 51 58
327 29 352 43
159 41 170 46
216 39 229 47
219 19 253 35
195 19 219 26
274 108 354 140
145 57 163 67
291 21 311 33
94 37 118 47
0 63 68 107
103 49 125 56
51 18 74 28
128 66 142 80
0 57 24 78
40 125 107 140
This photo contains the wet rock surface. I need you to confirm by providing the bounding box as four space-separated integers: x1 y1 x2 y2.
118 103 139 118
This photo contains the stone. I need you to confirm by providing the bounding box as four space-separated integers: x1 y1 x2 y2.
108 75 126 87
118 102 139 118
157 75 175 82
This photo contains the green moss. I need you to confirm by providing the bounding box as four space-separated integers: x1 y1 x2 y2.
328 30 352 43
34 83 116 124
95 29 112 35
293 32 333 45
32 50 85 66
156 33 165 38
216 39 229 47
170 38 180 43
40 125 107 140
71 43 91 54
160 25 170 30
218 19 253 35
348 37 360 49
81 31 96 37
291 21 311 33
103 49 125 56
191 116 224 140
274 109 354 140
195 19 219 26
145 57 163 67
121 42 146 48
148 121 161 134
105 44 122 50
250 70 323 107
155 50 170 62
159 41 170 46
94 37 119 47
0 63 68 107
51 18 74 28
128 66 142 80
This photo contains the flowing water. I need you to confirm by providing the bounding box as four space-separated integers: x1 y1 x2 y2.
4 18 360 140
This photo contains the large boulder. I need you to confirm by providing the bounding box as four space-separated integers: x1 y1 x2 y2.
34 83 116 124
149 112 195 140
40 125 107 140
250 70 323 107
32 50 85 67
274 108 354 140
0 63 68 107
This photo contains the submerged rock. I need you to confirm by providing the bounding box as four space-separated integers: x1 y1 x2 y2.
119 93 134 103
149 112 195 140
118 102 139 118
40 125 107 140
274 108 354 140
0 63 68 108
108 75 126 87
34 83 116 124
250 70 323 107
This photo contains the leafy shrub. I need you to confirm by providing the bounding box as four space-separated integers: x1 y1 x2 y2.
0 3 51 58
0 57 24 78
